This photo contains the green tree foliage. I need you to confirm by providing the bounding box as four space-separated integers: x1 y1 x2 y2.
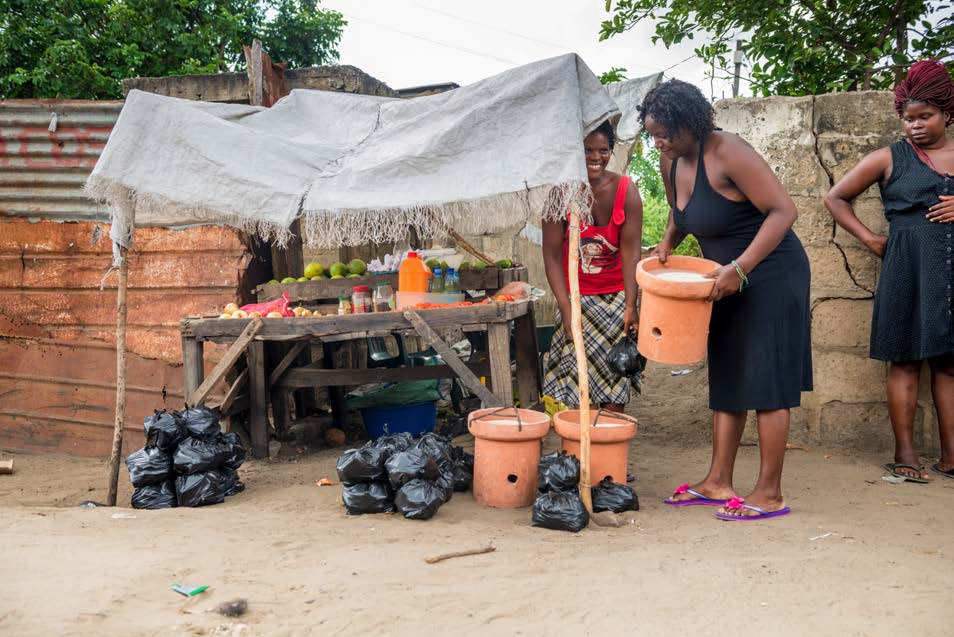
0 0 346 99
599 67 699 254
600 1 953 96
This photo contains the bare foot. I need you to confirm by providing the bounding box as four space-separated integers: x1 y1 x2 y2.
890 454 931 481
717 492 786 518
667 480 735 503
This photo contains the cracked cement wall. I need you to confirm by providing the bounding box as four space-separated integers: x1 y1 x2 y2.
457 91 946 451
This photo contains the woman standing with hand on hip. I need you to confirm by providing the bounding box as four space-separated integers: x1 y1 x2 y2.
825 60 954 483
645 80 813 521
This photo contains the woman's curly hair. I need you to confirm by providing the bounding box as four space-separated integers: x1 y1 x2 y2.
638 79 715 142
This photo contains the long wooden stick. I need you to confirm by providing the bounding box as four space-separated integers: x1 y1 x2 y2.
425 546 496 564
106 247 129 507
566 203 593 513
447 228 496 265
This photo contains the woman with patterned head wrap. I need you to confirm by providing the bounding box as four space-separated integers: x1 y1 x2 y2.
825 60 954 482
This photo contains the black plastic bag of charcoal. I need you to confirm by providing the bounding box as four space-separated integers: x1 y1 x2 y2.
414 432 451 463
450 447 474 492
143 410 187 452
175 470 228 507
434 460 455 503
131 480 177 509
177 406 222 440
220 432 246 470
537 450 580 493
336 446 389 484
591 478 639 513
173 436 229 475
606 335 647 393
394 478 445 520
221 468 246 496
385 448 439 489
531 490 589 532
125 446 174 487
342 482 395 515
369 432 414 458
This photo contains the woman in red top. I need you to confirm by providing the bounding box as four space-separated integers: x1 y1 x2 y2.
542 121 644 412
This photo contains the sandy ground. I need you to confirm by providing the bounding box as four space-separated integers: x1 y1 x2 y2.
2 429 953 637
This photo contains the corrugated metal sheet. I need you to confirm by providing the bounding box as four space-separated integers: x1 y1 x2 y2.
0 100 252 457
0 100 123 221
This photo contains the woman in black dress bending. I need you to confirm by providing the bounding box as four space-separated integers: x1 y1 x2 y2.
645 80 813 521
826 61 954 483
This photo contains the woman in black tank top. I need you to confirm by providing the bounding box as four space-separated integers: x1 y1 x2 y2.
826 61 954 483
642 80 812 521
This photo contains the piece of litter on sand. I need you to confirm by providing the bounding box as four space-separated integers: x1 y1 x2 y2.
425 546 495 564
111 513 136 519
809 532 833 541
78 501 106 508
882 475 907 484
670 369 693 376
171 584 209 597
0 459 14 474
785 443 810 452
316 478 334 487
215 599 248 617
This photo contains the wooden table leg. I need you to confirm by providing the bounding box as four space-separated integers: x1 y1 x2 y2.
486 322 513 406
513 308 541 407
323 341 346 430
247 340 269 458
181 335 204 403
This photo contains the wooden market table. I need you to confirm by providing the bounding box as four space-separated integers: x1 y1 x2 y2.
179 300 541 458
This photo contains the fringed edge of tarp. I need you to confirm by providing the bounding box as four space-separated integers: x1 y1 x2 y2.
300 181 594 248
85 176 593 256
84 177 298 264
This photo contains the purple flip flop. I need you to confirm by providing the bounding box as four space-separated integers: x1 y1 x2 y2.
715 496 791 521
664 484 728 507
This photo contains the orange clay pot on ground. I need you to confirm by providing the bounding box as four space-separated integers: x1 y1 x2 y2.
468 407 551 509
553 410 637 485
635 255 720 365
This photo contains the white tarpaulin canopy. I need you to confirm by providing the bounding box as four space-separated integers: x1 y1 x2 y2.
86 53 661 252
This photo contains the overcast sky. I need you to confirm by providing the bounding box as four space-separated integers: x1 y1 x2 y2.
321 1 746 99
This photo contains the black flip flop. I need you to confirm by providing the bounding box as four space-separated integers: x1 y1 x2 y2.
882 463 930 483
931 463 954 479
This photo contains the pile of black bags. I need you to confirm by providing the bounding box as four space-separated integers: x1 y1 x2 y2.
126 407 246 509
531 451 639 532
337 432 474 520
532 451 589 532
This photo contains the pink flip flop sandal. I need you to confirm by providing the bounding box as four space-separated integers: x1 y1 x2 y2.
715 496 791 521
664 483 729 507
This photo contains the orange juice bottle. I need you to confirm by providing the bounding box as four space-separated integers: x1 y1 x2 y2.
398 251 431 292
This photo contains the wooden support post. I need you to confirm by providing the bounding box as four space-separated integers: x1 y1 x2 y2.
512 309 540 407
182 336 205 400
217 368 248 416
187 319 262 406
267 340 308 388
247 340 268 458
405 309 502 407
486 322 513 406
567 203 593 513
106 248 129 507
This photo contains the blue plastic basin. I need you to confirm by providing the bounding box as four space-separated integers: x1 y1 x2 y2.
360 401 437 439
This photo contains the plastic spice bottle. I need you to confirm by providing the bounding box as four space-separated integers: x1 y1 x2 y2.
398 251 430 292
337 295 353 315
352 285 372 313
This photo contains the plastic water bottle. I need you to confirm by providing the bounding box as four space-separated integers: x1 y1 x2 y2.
429 268 445 293
443 268 459 293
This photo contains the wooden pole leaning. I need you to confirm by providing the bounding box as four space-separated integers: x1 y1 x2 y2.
106 247 129 507
566 202 593 513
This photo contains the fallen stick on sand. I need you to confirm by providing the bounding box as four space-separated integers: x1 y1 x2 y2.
425 546 495 564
